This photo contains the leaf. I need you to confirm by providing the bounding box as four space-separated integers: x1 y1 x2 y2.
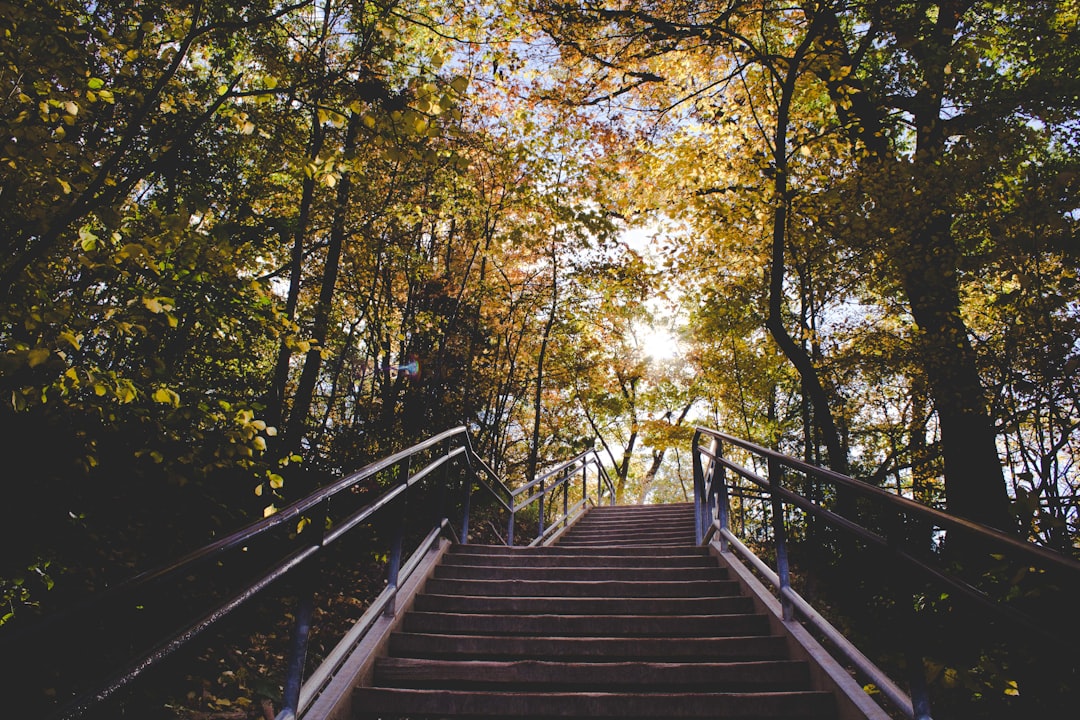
268 473 284 489
27 348 51 367
263 504 278 518
78 227 98 251
152 387 180 406
88 77 105 90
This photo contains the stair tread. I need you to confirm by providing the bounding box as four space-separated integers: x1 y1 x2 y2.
353 687 837 718
424 578 743 598
402 611 769 636
414 594 755 615
390 632 790 661
375 657 811 688
351 505 843 720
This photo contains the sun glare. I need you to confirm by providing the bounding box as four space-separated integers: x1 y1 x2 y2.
638 325 681 361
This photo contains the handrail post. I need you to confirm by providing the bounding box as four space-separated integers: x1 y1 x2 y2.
581 460 588 506
693 431 706 543
459 461 473 545
562 471 569 527
715 439 730 553
886 508 934 720
384 457 410 617
768 456 794 622
537 476 546 542
280 496 327 719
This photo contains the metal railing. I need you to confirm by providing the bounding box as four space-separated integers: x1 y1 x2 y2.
692 426 1080 720
511 449 616 546
2 427 613 720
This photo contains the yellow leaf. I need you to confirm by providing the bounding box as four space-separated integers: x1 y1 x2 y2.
64 101 79 116
254 483 263 497
152 387 179 406
263 504 277 517
27 348 51 367
268 473 284 489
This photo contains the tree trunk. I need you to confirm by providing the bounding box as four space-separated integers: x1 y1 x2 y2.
526 246 559 486
764 28 849 476
283 114 361 454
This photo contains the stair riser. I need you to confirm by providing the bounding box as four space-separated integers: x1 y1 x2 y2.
568 518 696 530
389 633 790 662
354 688 836 719
449 545 707 557
413 594 756 616
558 533 696 545
434 566 724 582
423 578 743 598
557 540 696 547
444 553 714 569
374 658 811 692
402 612 770 637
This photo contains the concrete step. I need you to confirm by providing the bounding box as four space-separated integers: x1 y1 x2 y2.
557 538 696 547
443 551 714 569
353 687 837 718
558 530 696 544
561 524 697 538
586 503 694 515
449 544 707 557
413 593 757 616
373 657 812 691
423 577 743 598
401 611 771 637
433 564 725 582
388 632 791 662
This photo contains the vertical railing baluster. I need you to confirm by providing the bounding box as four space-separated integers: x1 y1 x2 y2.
581 460 588 506
768 456 794 622
537 476 546 543
562 470 569 527
384 458 410 617
280 496 327 719
693 431 706 544
459 465 473 545
886 507 933 720
715 439 730 553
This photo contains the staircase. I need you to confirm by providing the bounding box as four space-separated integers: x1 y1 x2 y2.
352 503 840 719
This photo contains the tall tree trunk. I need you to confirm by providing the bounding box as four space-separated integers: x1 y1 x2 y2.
894 1 1011 531
283 114 361 454
764 27 849 475
526 246 558 486
812 2 1012 529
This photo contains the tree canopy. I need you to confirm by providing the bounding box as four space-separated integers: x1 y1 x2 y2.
2 1 1078 711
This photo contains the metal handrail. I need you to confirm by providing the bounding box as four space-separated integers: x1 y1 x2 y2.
4 427 617 720
692 426 1080 720
511 449 616 546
